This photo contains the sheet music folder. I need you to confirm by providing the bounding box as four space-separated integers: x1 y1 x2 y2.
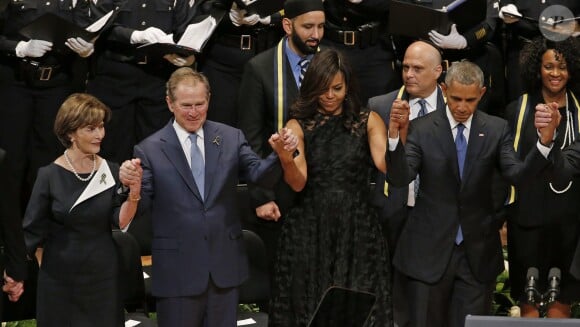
237 0 284 17
19 10 118 52
389 0 486 39
136 7 226 59
307 286 376 327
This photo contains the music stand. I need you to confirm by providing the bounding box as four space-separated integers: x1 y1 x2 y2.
307 286 376 327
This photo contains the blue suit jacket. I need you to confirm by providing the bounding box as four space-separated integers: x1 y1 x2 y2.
134 120 279 297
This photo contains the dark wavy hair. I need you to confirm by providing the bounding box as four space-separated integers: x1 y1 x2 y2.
519 36 580 94
290 49 362 127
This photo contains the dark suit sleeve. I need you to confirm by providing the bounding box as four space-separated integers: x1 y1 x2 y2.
0 150 27 281
497 119 550 186
133 144 154 216
549 141 580 180
238 56 278 207
237 130 280 189
462 0 498 48
22 168 52 257
386 139 414 187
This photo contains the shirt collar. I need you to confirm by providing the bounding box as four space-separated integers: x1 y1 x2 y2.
285 37 313 69
173 120 204 145
445 106 473 130
410 87 439 113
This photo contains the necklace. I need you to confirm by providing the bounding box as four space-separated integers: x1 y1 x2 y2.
63 150 96 182
550 92 573 194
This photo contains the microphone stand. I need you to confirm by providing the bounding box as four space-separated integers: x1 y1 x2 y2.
524 267 561 317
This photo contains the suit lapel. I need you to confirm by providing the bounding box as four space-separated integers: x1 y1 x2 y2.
159 124 203 202
462 112 487 183
433 108 460 181
202 122 222 204
436 87 446 109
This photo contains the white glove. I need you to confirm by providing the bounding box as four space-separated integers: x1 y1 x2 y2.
130 27 168 44
65 37 94 58
229 3 260 26
259 15 271 25
163 53 196 67
499 4 522 24
15 40 53 58
429 24 467 50
348 0 363 3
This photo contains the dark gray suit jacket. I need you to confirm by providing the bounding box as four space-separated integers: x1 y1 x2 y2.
386 108 549 283
368 86 446 216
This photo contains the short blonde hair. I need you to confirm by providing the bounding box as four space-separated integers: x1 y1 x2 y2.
54 93 111 148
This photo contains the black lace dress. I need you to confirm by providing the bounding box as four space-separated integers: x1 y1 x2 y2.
269 111 393 326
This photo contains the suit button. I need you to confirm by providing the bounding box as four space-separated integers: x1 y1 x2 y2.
204 235 208 240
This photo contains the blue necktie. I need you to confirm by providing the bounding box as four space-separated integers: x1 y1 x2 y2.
189 133 204 198
417 99 428 118
298 57 310 87
413 99 428 200
455 123 467 244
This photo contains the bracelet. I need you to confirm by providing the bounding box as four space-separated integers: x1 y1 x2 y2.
128 193 141 202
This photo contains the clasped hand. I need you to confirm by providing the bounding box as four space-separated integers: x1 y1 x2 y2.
3 271 24 302
534 102 561 146
388 99 410 138
120 158 143 192
256 201 281 221
268 128 298 161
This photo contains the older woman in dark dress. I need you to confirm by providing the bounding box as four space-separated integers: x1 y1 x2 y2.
23 93 142 326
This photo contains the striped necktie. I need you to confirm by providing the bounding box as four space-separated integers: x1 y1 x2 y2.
417 99 428 118
298 57 310 87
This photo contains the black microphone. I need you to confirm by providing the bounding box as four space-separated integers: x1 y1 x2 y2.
547 267 561 303
525 267 539 303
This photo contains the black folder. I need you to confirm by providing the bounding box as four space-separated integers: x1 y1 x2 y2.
236 0 284 17
19 10 118 52
307 286 376 327
136 7 227 59
389 0 487 39
136 43 197 59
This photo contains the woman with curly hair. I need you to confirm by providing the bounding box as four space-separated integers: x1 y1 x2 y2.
268 48 393 326
505 36 580 318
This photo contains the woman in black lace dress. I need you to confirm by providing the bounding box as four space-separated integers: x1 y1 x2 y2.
269 49 393 326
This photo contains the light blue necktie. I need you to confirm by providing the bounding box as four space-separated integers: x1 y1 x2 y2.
298 57 310 87
413 99 428 200
455 123 467 244
189 133 204 199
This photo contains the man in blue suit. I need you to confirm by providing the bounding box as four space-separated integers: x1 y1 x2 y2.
133 67 296 327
